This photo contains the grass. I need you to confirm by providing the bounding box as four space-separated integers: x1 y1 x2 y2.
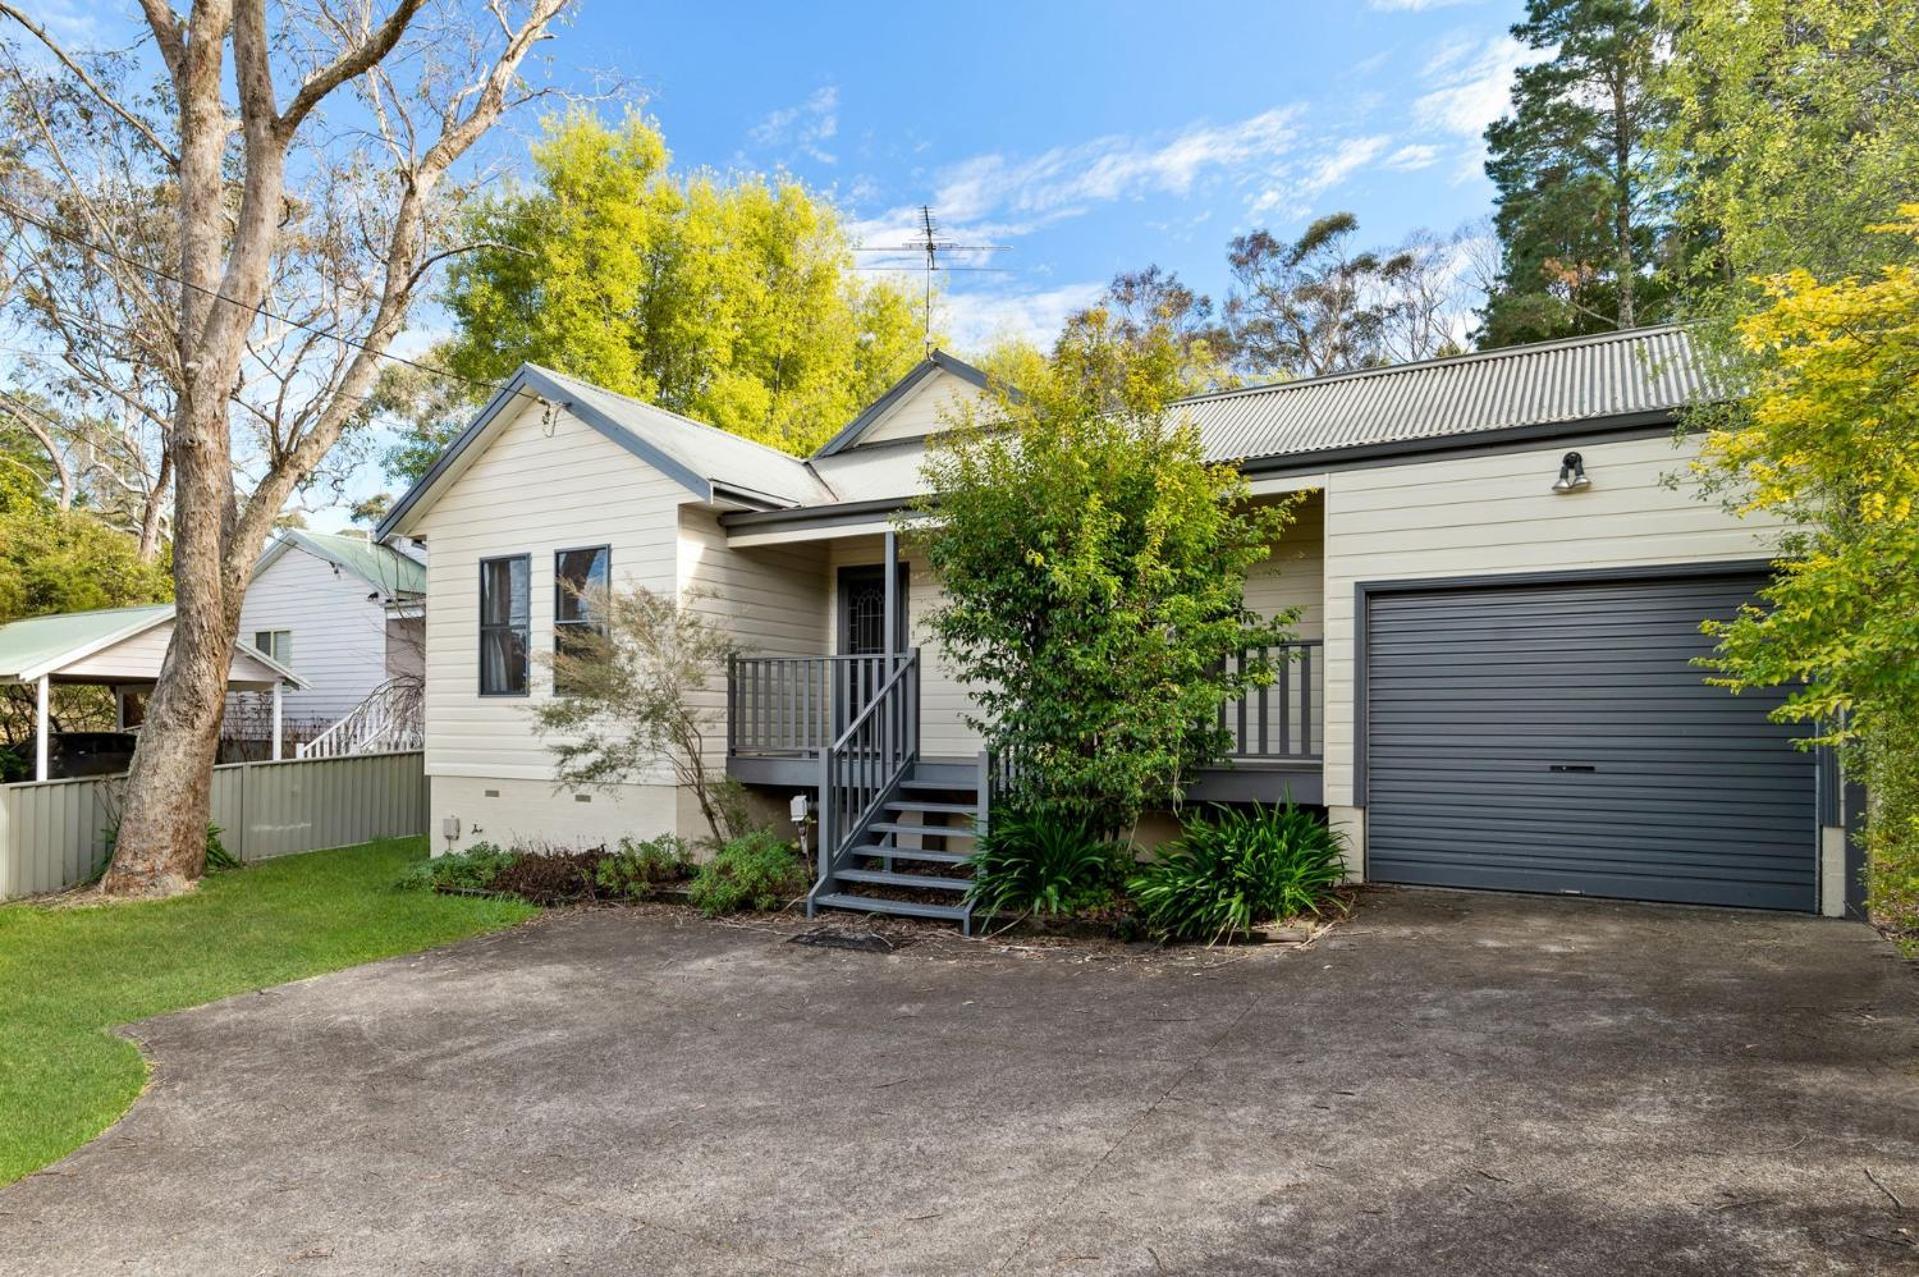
0 837 534 1187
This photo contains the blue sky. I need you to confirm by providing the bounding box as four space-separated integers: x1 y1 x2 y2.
545 0 1537 351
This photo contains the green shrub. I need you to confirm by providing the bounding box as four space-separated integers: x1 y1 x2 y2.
596 833 694 900
686 831 806 916
964 808 1131 919
397 842 515 893
1129 803 1347 944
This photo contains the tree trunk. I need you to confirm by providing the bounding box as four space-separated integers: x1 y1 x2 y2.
102 3 239 897
1613 74 1636 330
136 452 171 562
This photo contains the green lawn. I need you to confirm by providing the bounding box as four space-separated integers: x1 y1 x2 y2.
0 837 534 1187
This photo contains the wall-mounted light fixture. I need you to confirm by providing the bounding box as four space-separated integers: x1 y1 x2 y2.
1552 451 1590 494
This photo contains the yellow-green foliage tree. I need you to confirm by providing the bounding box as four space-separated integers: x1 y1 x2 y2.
1695 212 1919 941
438 109 924 459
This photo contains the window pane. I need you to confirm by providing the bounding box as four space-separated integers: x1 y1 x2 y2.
480 627 528 694
480 557 530 626
555 547 608 623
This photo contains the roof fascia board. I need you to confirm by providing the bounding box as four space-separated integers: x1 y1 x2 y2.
377 366 716 541
522 366 715 503
722 409 1681 537
811 358 939 459
251 535 296 581
376 369 540 541
1232 408 1679 476
233 639 311 688
16 607 177 682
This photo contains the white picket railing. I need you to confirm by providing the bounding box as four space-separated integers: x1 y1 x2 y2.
298 677 424 759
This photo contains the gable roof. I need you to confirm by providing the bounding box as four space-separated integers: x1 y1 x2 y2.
810 350 1000 458
0 605 305 686
787 327 1710 508
258 530 425 597
375 364 832 540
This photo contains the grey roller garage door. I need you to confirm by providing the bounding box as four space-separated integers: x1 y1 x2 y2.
1365 573 1816 911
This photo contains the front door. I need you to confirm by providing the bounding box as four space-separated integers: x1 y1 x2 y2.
836 565 909 731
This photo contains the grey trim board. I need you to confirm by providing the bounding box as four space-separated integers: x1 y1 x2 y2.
723 409 1681 538
377 365 722 542
812 350 1003 459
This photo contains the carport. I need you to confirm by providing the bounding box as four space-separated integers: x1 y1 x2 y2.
0 605 304 781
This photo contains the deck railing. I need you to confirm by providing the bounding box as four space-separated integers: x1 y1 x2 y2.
728 654 892 757
812 651 920 901
730 639 1322 765
1218 639 1323 761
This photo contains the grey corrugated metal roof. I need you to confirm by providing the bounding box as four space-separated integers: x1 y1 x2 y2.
1178 325 1706 464
802 326 1707 506
532 366 834 507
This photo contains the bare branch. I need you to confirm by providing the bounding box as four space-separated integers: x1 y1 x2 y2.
0 3 181 167
277 0 428 137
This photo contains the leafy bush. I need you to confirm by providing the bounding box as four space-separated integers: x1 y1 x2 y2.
686 831 806 916
397 842 516 893
596 833 694 900
1129 803 1347 944
964 808 1131 919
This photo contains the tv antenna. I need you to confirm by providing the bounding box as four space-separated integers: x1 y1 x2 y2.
854 205 1009 350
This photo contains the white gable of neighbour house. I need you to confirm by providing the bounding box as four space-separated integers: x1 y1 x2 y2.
232 531 425 739
379 331 1855 928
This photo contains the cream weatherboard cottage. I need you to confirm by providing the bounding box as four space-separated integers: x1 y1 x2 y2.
376 328 1855 931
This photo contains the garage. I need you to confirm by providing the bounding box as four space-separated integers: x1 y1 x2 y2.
1363 571 1817 911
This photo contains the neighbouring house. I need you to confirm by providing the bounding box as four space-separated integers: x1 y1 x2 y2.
0 604 305 782
376 327 1857 930
229 530 427 758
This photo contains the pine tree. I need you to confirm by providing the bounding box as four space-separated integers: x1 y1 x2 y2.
1480 0 1677 347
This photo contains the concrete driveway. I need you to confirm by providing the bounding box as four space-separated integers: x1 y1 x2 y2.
1 889 1913 1275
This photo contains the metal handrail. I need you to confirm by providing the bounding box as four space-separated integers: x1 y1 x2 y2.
814 651 920 899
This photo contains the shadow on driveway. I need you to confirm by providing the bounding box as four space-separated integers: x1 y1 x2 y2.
1 888 1913 1274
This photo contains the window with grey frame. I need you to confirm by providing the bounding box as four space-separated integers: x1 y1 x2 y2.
479 554 530 695
553 545 610 695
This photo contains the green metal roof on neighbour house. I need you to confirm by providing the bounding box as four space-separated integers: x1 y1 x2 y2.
0 606 174 682
0 604 308 686
265 530 426 596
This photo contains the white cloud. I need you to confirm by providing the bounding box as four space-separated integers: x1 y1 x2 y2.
1412 34 1537 139
1304 135 1392 193
1247 134 1392 216
1369 0 1481 10
749 86 839 164
1383 142 1442 171
854 106 1304 251
940 281 1107 351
